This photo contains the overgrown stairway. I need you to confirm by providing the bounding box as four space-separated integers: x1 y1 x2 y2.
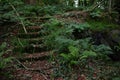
12 26 53 80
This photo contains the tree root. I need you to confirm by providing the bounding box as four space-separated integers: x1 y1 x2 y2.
14 58 48 80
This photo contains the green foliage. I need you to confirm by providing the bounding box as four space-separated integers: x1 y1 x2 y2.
93 44 112 55
67 22 90 32
77 38 112 60
80 50 97 59
0 42 13 69
12 37 28 47
90 10 102 18
11 37 29 53
38 5 64 16
54 37 113 78
0 0 24 24
45 20 113 72
42 18 64 50
74 38 111 60
43 19 112 60
43 18 63 28
55 37 79 52
43 19 91 51
60 46 79 66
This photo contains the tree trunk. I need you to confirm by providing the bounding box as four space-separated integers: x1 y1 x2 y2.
108 0 112 13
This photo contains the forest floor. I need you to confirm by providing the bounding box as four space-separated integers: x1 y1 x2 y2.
9 11 88 80
0 10 120 80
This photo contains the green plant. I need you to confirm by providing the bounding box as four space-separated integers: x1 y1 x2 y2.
90 10 102 18
0 42 13 69
0 0 24 24
38 5 63 16
11 37 29 53
42 18 63 28
43 21 91 50
42 18 64 49
12 37 28 47
67 22 90 32
0 0 45 27
77 38 112 60
59 38 111 66
80 50 97 59
60 46 79 66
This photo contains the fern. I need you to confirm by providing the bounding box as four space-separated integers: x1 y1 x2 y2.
60 46 80 66
93 44 112 55
80 50 97 59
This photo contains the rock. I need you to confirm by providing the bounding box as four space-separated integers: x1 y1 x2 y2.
104 30 120 61
91 30 120 61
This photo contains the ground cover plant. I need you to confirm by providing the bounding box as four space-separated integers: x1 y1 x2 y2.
0 0 120 80
42 18 120 79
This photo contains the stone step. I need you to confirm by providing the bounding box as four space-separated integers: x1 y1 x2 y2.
26 26 43 32
13 44 47 53
14 26 43 33
23 38 43 44
18 51 51 62
17 32 44 38
22 60 52 70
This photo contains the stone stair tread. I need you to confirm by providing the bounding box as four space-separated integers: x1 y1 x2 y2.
17 33 43 38
17 32 41 38
17 32 40 35
22 38 43 43
14 26 42 32
14 44 46 51
21 38 43 41
22 60 52 70
23 51 50 59
26 26 42 30
14 26 43 33
30 44 44 47
14 44 44 48
18 51 50 62
13 44 47 53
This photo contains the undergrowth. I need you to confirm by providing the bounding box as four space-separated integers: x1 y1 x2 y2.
41 18 120 79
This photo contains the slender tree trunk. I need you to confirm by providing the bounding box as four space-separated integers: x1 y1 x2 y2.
108 0 112 13
74 0 79 8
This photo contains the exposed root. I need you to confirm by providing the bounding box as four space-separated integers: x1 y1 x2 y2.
14 58 48 80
